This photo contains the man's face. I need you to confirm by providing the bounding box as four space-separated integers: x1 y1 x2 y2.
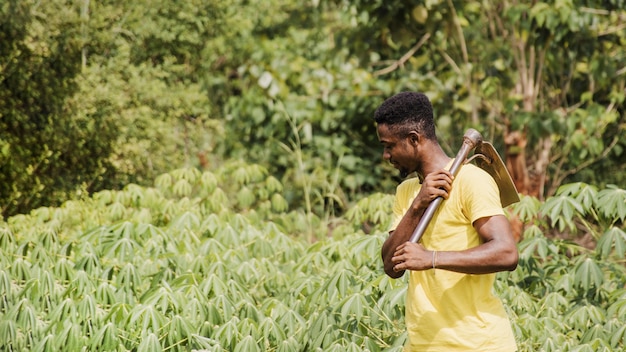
376 124 417 178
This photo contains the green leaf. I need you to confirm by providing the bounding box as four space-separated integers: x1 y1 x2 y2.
90 323 120 351
597 186 626 222
137 333 162 352
541 195 585 232
32 334 55 352
597 226 626 259
511 195 541 223
574 258 604 292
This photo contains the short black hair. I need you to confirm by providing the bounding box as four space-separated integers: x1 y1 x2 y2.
373 91 437 140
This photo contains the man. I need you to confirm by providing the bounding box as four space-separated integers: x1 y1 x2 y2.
374 92 519 351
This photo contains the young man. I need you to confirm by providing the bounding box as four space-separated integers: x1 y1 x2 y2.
374 92 519 351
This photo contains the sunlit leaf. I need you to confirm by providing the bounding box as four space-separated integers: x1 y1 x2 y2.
596 186 626 222
574 257 605 292
137 333 162 352
541 195 584 232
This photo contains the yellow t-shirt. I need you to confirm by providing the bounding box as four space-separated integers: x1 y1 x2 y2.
390 162 517 352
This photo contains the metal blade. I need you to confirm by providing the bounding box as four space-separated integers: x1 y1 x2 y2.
468 141 520 208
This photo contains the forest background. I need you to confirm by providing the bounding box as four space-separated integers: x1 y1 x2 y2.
1 0 626 351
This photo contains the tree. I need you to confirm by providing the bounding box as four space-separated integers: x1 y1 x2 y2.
323 0 626 198
0 0 117 217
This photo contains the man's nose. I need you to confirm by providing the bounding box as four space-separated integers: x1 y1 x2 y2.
382 151 391 160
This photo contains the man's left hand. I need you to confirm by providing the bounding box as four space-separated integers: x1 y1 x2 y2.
391 242 432 272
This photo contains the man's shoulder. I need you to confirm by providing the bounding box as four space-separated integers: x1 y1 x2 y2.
397 176 422 191
458 163 494 185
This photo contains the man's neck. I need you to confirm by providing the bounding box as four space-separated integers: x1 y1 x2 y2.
417 146 451 179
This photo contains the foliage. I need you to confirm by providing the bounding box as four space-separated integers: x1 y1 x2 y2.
1 165 625 351
204 0 400 218
0 0 226 218
0 0 119 217
3 0 625 220
323 0 626 196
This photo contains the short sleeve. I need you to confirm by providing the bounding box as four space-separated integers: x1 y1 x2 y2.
460 165 504 223
389 178 422 232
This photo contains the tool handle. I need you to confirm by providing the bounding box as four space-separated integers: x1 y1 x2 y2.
408 129 483 243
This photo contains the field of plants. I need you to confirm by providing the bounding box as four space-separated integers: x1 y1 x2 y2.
2 163 625 351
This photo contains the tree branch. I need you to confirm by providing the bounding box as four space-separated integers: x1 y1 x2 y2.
373 33 431 77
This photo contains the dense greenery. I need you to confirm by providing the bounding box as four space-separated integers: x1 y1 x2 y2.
1 0 625 351
1 165 625 351
2 0 624 218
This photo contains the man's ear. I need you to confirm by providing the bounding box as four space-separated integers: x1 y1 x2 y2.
407 131 420 146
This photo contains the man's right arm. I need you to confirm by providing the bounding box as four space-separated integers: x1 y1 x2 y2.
382 208 425 278
381 169 454 278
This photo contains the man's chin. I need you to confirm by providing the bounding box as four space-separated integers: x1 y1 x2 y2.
399 170 409 178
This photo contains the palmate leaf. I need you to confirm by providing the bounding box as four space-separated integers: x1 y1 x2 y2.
173 178 193 198
47 298 77 325
200 171 218 195
270 193 289 213
76 294 98 326
214 317 241 349
596 186 626 222
74 249 101 275
127 304 167 336
188 334 221 350
579 338 614 352
237 300 261 321
597 226 626 259
348 234 382 268
344 293 373 326
0 225 14 249
541 195 585 232
236 318 261 343
11 257 32 283
54 321 87 351
510 195 541 223
137 333 162 352
580 323 609 344
276 309 306 339
566 305 606 330
31 333 55 352
171 211 201 231
140 282 180 315
164 314 191 349
234 335 260 352
236 186 256 209
310 323 340 350
607 290 626 318
203 187 229 213
610 323 626 348
276 337 300 352
117 263 141 293
210 294 236 323
322 268 356 301
96 282 117 308
0 320 16 350
259 317 286 345
53 257 75 283
556 183 599 214
90 322 120 351
540 292 570 315
574 257 605 292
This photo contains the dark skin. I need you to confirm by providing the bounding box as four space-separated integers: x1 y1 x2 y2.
377 124 519 279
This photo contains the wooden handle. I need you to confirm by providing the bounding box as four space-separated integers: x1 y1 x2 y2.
408 129 483 243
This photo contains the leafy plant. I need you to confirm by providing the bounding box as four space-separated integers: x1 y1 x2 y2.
2 162 624 351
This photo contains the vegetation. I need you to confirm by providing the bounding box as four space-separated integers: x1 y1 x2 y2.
1 165 625 351
3 0 624 219
1 0 625 351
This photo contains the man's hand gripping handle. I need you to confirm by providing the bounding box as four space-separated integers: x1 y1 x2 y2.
408 128 483 243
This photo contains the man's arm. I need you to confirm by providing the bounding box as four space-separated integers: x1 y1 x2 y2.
390 214 518 274
381 170 453 278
